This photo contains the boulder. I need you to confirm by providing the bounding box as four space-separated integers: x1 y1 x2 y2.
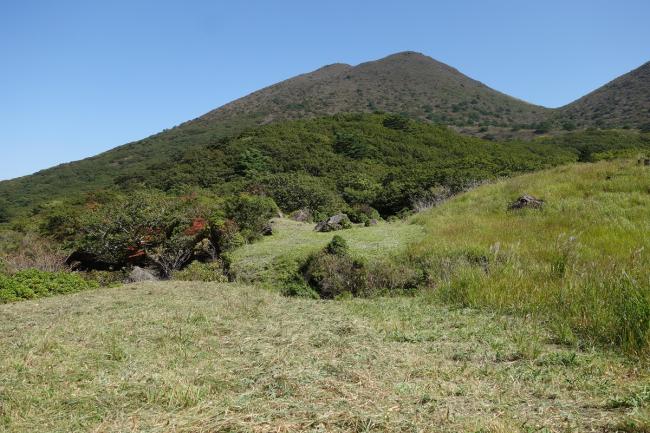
367 218 379 226
291 208 312 222
508 194 544 210
127 266 159 283
261 223 273 236
315 214 352 232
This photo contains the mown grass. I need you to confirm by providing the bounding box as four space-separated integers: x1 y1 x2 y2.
1 281 648 433
229 218 423 290
408 158 650 353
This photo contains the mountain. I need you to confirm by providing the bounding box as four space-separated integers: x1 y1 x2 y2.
192 51 548 128
559 61 650 128
0 52 551 216
1 52 648 219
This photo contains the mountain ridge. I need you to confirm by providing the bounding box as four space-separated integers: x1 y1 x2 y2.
1 51 649 218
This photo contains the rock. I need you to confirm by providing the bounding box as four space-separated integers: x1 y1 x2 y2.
367 218 378 226
508 194 544 210
315 213 352 232
127 266 158 283
291 208 312 222
261 223 273 236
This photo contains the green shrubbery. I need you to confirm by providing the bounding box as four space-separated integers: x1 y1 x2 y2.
302 236 367 299
62 190 278 277
0 269 98 303
224 194 278 241
172 261 228 282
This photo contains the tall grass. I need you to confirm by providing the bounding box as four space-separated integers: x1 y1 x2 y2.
408 159 650 353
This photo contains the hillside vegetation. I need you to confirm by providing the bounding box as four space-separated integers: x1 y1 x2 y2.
407 159 650 352
1 282 649 433
3 113 649 223
220 159 650 353
560 61 650 129
3 52 649 221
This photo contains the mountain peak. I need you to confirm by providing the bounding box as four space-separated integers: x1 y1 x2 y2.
561 59 650 127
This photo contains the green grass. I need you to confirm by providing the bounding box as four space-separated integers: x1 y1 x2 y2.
408 158 650 353
229 218 423 289
1 281 648 433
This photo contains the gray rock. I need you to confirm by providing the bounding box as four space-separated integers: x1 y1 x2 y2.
291 208 312 222
315 213 352 232
127 266 158 283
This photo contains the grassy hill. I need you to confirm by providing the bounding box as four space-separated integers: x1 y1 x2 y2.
2 159 650 432
559 61 650 129
221 158 650 353
1 281 648 433
229 218 423 290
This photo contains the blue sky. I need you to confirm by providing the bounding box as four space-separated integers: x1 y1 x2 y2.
1 0 649 180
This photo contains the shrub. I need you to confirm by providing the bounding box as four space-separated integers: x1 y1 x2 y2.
172 261 228 282
302 237 367 299
75 190 212 277
209 218 245 253
382 114 411 130
333 130 374 159
0 269 98 303
325 235 349 256
0 232 67 273
263 173 343 215
302 252 367 299
225 194 278 241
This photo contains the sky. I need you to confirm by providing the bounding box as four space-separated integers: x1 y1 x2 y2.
1 0 649 180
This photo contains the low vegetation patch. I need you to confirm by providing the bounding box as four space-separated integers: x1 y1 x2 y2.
0 282 647 432
0 269 98 303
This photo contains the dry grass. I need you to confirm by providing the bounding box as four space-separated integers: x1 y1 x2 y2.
1 281 648 432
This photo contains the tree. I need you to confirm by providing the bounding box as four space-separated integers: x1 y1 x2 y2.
225 194 278 241
75 190 211 276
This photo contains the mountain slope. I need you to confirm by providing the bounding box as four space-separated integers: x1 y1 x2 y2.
194 51 548 128
559 61 650 128
0 52 550 217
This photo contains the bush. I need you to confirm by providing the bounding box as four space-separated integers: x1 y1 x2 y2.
0 269 99 303
347 204 380 224
325 235 349 256
263 173 343 215
172 261 228 282
0 232 67 273
382 114 411 131
225 194 278 241
302 237 367 299
75 190 213 277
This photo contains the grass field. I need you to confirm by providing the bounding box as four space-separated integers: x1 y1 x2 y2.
1 282 649 433
407 159 650 353
229 218 423 289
